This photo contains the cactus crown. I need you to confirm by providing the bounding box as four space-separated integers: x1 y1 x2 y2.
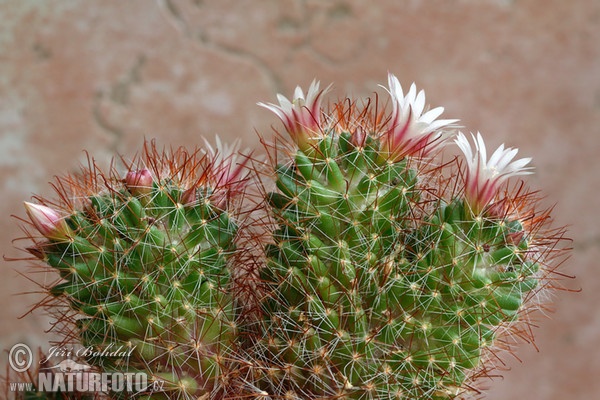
12 75 570 400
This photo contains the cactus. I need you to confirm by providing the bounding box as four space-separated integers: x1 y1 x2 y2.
251 74 568 399
12 75 570 400
19 141 251 399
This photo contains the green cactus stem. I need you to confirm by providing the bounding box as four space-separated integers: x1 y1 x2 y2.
21 141 251 399
253 74 569 399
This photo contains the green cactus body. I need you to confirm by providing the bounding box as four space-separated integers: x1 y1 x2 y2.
256 130 540 399
14 75 570 400
24 144 249 399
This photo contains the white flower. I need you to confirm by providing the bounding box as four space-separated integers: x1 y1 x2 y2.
380 73 458 161
455 131 533 213
258 81 330 152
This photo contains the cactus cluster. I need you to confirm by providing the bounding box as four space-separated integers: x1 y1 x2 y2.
12 74 568 400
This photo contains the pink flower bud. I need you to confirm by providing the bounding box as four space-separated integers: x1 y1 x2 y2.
203 137 252 210
209 155 251 210
23 202 72 240
124 168 153 196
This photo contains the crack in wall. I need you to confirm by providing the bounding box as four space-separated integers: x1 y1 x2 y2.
109 55 146 106
157 0 283 94
92 55 147 152
156 0 365 93
92 91 125 153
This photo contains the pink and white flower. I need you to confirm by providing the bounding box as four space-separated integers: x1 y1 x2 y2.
24 202 72 240
455 132 533 213
202 136 252 209
258 80 330 152
380 73 458 161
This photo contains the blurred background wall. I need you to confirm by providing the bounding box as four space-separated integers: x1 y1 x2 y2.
0 0 598 398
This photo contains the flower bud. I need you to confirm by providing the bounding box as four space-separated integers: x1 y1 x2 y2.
124 168 153 197
23 202 72 240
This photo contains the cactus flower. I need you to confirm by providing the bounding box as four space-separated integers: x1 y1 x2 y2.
204 137 252 209
124 168 153 196
455 131 533 213
23 202 72 239
258 80 329 152
380 73 458 161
